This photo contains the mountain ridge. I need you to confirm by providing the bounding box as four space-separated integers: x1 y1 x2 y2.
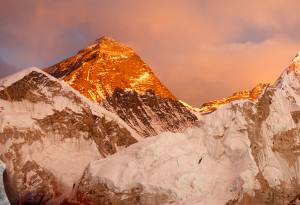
2 36 300 204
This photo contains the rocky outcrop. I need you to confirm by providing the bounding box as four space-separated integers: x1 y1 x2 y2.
74 166 175 205
5 160 59 205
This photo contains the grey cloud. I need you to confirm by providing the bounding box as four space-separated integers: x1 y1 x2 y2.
0 58 19 78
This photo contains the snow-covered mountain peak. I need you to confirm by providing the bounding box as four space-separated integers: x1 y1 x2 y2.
0 67 44 87
84 36 136 59
95 36 123 45
273 52 300 90
96 36 132 48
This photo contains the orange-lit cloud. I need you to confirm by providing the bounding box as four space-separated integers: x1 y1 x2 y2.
1 0 300 105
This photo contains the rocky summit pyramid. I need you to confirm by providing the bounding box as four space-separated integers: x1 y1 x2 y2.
45 37 198 137
44 37 174 101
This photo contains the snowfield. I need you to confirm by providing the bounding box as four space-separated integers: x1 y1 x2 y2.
84 120 258 205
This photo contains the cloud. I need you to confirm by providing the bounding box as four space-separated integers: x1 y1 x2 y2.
0 58 19 78
1 0 300 105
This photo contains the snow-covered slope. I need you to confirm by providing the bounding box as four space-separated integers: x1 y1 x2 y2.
0 161 10 205
70 53 300 205
75 127 257 205
0 68 138 204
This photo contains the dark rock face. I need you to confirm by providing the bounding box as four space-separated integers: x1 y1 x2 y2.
0 71 61 103
36 107 137 157
103 88 198 137
6 161 59 205
75 183 173 205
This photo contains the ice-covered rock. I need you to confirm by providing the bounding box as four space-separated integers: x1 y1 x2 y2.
0 161 10 205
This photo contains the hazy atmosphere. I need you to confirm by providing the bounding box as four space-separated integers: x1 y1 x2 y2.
1 0 300 105
2 2 300 205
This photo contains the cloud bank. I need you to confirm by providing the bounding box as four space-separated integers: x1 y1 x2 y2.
0 58 18 79
1 0 300 105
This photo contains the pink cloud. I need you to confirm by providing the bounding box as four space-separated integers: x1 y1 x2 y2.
1 0 300 105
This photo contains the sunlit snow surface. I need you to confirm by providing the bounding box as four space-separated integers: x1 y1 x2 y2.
85 122 259 205
0 161 10 205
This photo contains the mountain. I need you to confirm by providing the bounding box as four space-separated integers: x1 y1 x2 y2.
64 53 300 205
44 37 198 137
3 36 300 205
0 68 138 204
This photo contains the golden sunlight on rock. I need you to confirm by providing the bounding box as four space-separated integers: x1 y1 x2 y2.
198 83 269 114
45 37 176 102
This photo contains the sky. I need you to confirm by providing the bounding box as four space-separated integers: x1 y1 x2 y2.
1 0 300 106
